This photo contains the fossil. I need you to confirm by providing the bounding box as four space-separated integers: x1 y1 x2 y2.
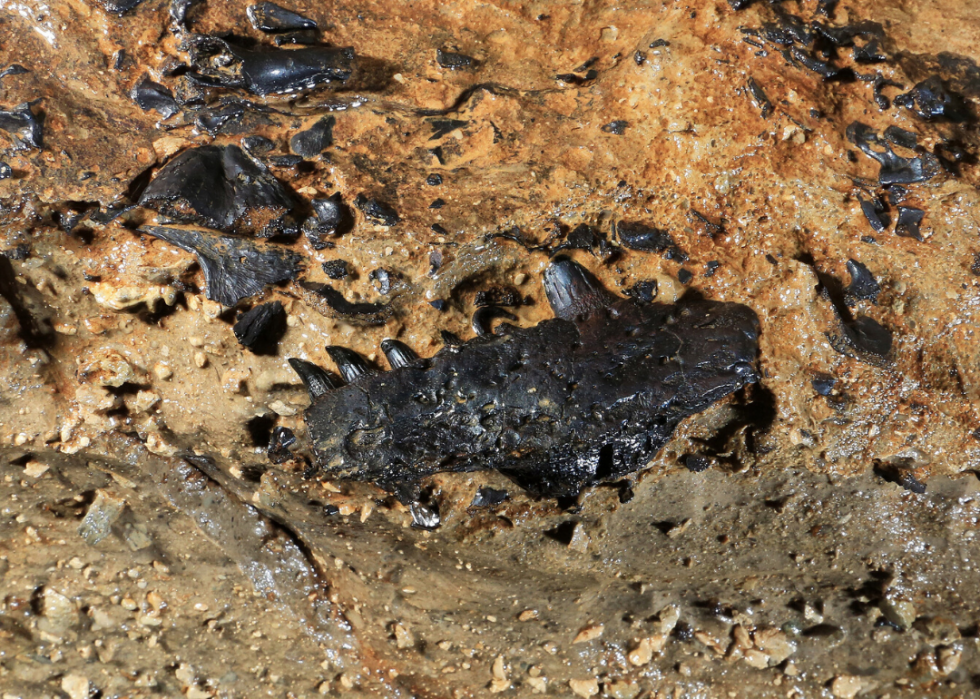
291 258 760 497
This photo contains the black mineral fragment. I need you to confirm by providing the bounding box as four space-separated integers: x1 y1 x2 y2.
625 280 658 302
830 315 892 364
746 77 772 118
436 49 476 70
471 487 508 507
845 259 880 303
894 75 968 121
267 426 296 464
355 194 400 226
0 102 43 150
100 0 145 14
140 226 303 306
617 221 681 256
290 115 335 157
233 301 287 354
0 162 11 180
321 260 349 279
242 135 275 155
247 2 317 32
846 122 940 185
811 373 836 395
299 282 393 326
601 120 628 135
139 145 298 235
186 35 353 96
426 174 443 186
883 126 918 150
304 193 351 248
132 77 178 118
895 206 924 241
684 454 711 473
194 103 245 136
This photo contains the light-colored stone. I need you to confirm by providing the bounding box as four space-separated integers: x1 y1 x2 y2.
880 592 916 630
568 523 590 553
605 680 641 699
830 674 872 698
569 678 599 698
628 634 667 666
573 623 604 644
61 674 89 699
23 459 49 478
742 648 769 669
526 676 547 694
753 627 796 664
393 623 414 649
491 655 508 681
937 646 962 675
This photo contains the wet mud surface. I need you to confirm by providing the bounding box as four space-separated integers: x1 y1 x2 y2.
2 0 980 696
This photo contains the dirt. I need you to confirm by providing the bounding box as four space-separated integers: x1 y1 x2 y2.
1 0 980 697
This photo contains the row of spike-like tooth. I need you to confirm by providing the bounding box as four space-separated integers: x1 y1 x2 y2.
288 339 419 399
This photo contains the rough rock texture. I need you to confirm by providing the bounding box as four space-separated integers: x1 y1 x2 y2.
1 0 980 697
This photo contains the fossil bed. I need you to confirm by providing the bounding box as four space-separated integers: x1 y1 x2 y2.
1 0 980 697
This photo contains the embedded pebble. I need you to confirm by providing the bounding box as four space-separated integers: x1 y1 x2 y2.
569 678 599 698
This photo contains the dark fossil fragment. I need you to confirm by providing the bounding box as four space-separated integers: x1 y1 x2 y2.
233 301 287 354
355 194 400 226
298 282 393 326
140 225 303 306
601 120 629 135
811 373 836 396
436 49 476 70
471 487 508 507
746 77 772 118
616 221 681 257
194 103 245 136
132 76 179 118
554 223 608 256
895 206 925 241
0 102 43 150
625 280 658 302
858 195 888 232
293 258 759 497
683 454 711 473
247 2 317 33
0 64 28 81
185 35 354 96
828 315 892 365
99 0 145 14
290 115 335 157
883 126 918 150
321 260 349 279
894 75 969 122
242 135 275 155
845 259 880 303
268 426 297 464
846 122 940 185
139 145 298 235
304 193 352 248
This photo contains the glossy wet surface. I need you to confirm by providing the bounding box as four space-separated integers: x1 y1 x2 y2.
1 0 980 696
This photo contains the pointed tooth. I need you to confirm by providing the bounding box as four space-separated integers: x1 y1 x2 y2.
472 306 518 336
381 339 419 369
325 346 375 383
543 256 615 320
287 358 339 399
